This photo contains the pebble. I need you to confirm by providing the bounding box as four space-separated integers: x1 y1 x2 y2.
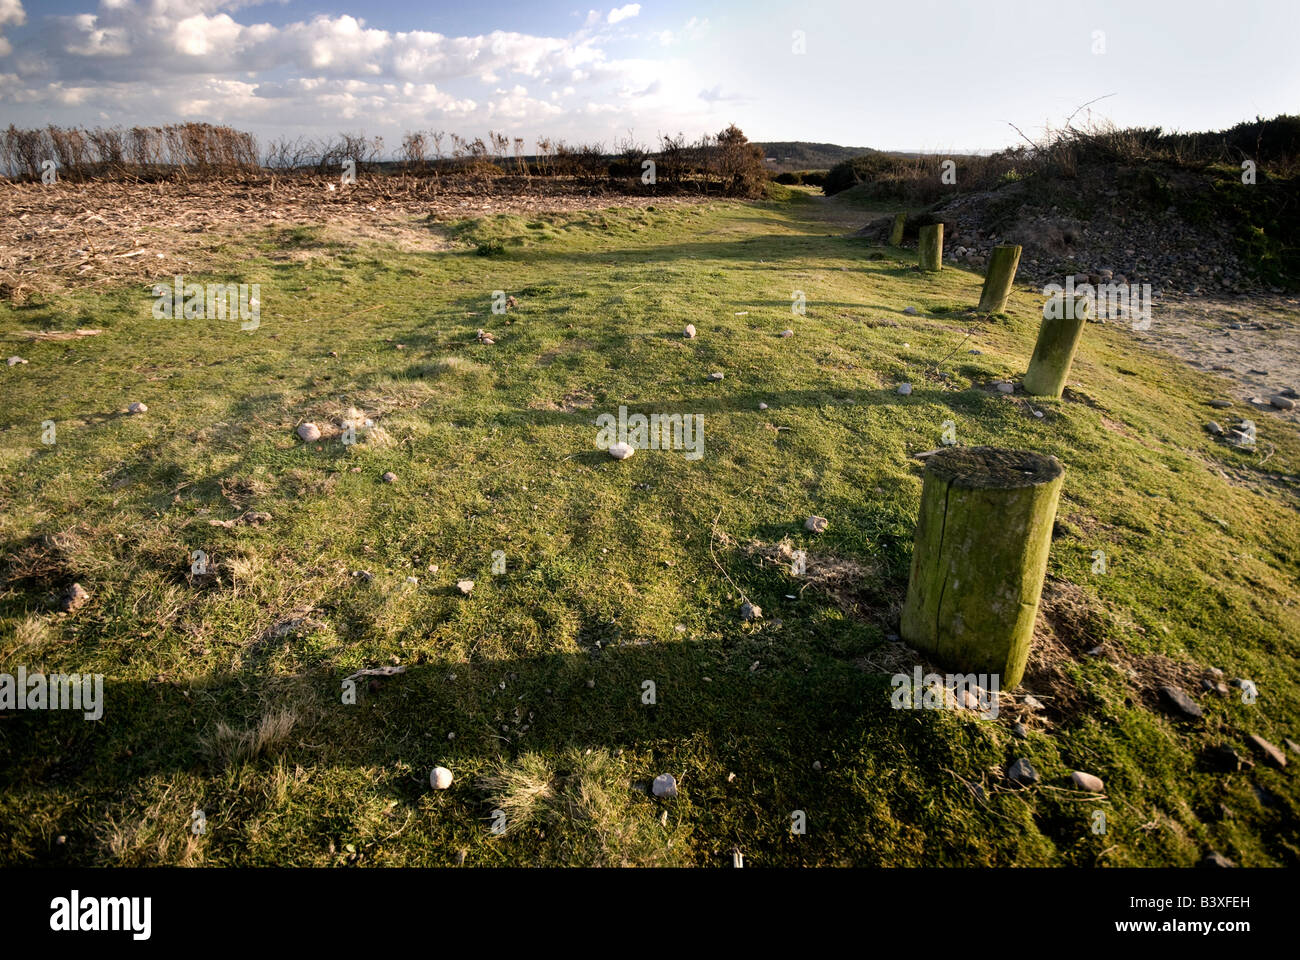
127 402 148 414
993 381 1014 393
1006 757 1039 787
1012 723 1028 739
897 383 913 395
1200 678 1229 696
652 773 678 798
1022 694 1044 712
1070 770 1104 793
430 766 454 790
740 601 762 621
968 349 982 354
804 515 829 533
812 761 822 772
61 583 90 613
297 422 322 442
456 579 474 595
1159 684 1203 719
683 324 696 338
902 306 918 315
7 356 27 366
608 442 635 460
758 402 768 410
1200 851 1236 868
780 329 793 338
1246 734 1287 768
381 471 397 483
1269 395 1296 410
1206 421 1224 435
1284 738 1300 756
708 372 724 381
1208 399 1233 409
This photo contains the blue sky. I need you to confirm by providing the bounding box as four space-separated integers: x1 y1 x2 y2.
1 1 1297 153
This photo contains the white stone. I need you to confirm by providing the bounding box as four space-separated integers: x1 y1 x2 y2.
456 579 474 595
996 382 1014 393
127 402 148 414
804 515 829 533
609 442 635 460
652 773 678 798
297 422 321 442
684 324 697 338
430 766 454 790
897 383 912 395
758 402 768 410
382 471 397 483
781 329 793 338
1070 770 1104 793
7 356 27 366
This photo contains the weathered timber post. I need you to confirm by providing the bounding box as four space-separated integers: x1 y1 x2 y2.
1022 294 1091 397
917 223 943 271
889 212 906 246
976 244 1022 313
900 447 1064 689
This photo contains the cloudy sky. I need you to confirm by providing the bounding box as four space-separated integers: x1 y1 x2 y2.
2 0 1297 154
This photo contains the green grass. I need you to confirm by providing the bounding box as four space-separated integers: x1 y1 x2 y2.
1 192 1297 866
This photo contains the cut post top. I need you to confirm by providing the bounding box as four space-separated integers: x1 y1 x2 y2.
923 446 1064 490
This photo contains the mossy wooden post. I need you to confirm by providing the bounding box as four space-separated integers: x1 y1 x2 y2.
977 244 1022 313
888 212 906 246
1022 295 1091 397
917 223 943 271
900 447 1064 689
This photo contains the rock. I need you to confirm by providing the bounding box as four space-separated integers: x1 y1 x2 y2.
352 570 373 582
127 402 148 414
780 329 793 338
1206 421 1224 435
1285 738 1300 756
1205 744 1251 772
683 324 696 339
7 356 27 366
61 582 90 613
1200 851 1236 868
968 349 982 354
1208 399 1233 409
1012 722 1028 739
1006 758 1039 787
995 381 1014 393
381 471 397 484
1022 694 1044 712
758 402 768 410
608 441 635 460
1070 771 1104 793
586 679 595 688
897 383 913 395
1246 734 1287 768
812 761 823 772
652 773 678 798
740 601 762 621
1269 395 1296 410
1200 678 1229 696
296 422 322 442
804 515 828 533
1159 684 1203 719
707 372 724 382
456 579 474 595
430 766 454 790
902 306 918 315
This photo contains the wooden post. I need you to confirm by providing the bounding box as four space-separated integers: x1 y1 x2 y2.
889 212 906 246
917 223 943 271
900 447 1064 689
1023 295 1090 397
977 244 1022 313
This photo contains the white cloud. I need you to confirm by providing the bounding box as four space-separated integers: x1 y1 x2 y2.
607 4 640 25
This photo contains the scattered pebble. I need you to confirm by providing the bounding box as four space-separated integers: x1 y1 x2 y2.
812 761 822 772
1208 399 1233 409
61 582 90 613
683 324 696 339
1206 421 1224 435
1006 757 1039 787
1246 734 1287 768
995 381 1014 394
585 679 595 688
897 383 913 395
1269 395 1296 410
381 471 397 483
608 441 635 460
297 423 322 442
968 349 982 355
1159 684 1203 720
1070 771 1104 793
758 402 768 410
804 515 828 533
707 371 724 382
7 356 27 366
430 766 454 790
1284 738 1300 756
1200 851 1236 868
127 401 148 414
456 579 474 595
902 306 918 315
740 600 762 621
652 773 678 799
352 570 373 582
1022 694 1044 712
1012 722 1028 740
780 329 793 338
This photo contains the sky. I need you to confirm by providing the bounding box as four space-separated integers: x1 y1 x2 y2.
1 0 1297 154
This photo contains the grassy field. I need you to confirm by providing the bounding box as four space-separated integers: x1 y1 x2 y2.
1 184 1297 867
